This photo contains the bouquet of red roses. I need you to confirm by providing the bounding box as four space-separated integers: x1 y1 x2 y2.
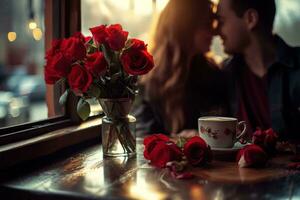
45 24 154 120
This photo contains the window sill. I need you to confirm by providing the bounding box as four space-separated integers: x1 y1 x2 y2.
0 118 102 170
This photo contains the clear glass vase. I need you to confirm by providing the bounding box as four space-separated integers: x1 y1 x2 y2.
99 98 136 157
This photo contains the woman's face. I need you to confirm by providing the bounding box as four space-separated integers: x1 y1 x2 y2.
193 11 215 53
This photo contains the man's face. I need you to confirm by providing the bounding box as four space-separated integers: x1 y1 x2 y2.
217 0 250 54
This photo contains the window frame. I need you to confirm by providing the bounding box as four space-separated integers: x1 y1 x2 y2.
0 0 102 168
0 0 82 136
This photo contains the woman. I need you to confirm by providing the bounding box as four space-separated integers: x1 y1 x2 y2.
134 0 228 136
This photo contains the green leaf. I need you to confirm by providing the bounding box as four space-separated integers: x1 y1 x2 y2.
87 46 98 54
100 44 113 65
176 137 187 149
77 98 90 121
59 89 69 105
87 84 101 98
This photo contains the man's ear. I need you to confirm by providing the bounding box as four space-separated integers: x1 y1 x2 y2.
243 9 259 30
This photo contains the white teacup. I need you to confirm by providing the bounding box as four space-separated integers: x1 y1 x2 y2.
198 116 247 148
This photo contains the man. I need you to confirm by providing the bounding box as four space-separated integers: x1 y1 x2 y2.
217 0 300 140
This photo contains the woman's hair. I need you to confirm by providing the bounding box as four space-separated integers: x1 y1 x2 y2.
141 0 212 133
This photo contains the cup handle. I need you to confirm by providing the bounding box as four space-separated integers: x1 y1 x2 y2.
236 121 247 142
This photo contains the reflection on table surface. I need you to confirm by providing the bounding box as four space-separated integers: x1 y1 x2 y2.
1 138 299 200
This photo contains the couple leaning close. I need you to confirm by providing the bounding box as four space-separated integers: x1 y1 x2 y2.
133 0 300 141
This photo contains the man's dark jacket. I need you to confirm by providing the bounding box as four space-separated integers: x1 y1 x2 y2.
224 36 300 140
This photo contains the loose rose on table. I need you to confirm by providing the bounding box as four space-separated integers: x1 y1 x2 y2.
237 144 268 168
143 134 181 168
237 128 278 168
183 136 212 166
287 162 300 170
252 128 278 155
143 134 212 169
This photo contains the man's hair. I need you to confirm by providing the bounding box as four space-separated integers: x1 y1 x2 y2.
230 0 276 33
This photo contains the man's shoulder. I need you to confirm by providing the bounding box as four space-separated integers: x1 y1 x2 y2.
276 36 300 69
291 46 300 67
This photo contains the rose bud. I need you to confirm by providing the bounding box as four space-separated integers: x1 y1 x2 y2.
237 144 268 168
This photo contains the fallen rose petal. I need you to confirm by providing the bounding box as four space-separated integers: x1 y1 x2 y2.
175 172 195 179
166 161 187 172
170 170 194 179
287 162 300 170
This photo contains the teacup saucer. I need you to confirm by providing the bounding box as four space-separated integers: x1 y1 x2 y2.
211 142 249 152
211 142 250 161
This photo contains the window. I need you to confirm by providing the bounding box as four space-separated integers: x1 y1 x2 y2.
0 0 53 128
81 0 169 44
274 0 300 46
0 0 84 144
0 0 104 169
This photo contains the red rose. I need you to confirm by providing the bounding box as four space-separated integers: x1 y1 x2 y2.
252 129 264 145
143 134 170 146
72 32 86 42
106 24 128 51
46 39 62 59
237 144 268 168
45 52 72 84
264 128 278 146
61 36 86 62
126 38 147 50
121 41 154 75
85 52 107 77
252 128 278 155
90 25 108 45
67 64 93 93
85 36 92 42
143 134 170 160
147 141 182 168
183 136 212 166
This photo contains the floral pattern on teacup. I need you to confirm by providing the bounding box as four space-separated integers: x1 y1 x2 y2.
200 126 234 140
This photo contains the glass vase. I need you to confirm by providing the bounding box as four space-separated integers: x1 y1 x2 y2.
99 98 136 157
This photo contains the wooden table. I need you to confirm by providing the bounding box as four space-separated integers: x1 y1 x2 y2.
0 138 299 200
